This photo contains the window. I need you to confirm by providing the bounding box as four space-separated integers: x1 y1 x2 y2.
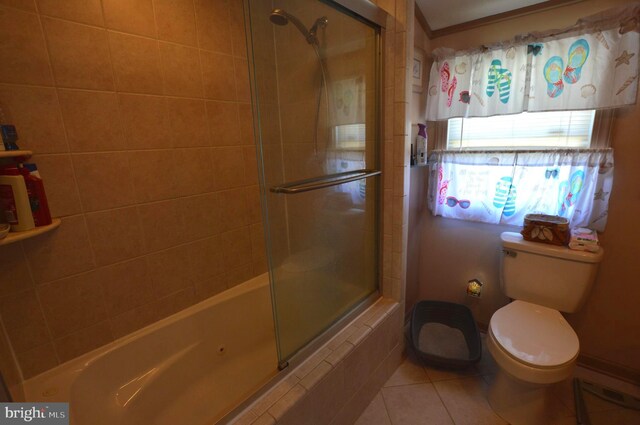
447 110 596 150
428 109 613 231
334 123 365 150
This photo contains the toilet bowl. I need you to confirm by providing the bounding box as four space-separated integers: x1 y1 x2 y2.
486 233 602 424
488 300 579 384
486 301 579 424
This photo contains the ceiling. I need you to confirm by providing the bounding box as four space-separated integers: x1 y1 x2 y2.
415 0 578 37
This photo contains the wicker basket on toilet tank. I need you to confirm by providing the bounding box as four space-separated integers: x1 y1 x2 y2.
521 214 569 246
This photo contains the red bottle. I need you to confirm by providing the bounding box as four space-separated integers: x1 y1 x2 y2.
18 164 52 227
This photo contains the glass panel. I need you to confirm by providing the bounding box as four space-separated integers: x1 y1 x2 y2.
447 110 596 149
246 0 380 361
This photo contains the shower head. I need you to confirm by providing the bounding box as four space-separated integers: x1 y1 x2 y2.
269 8 290 26
269 8 327 45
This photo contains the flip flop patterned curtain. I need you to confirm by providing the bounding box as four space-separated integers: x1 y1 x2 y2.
427 149 614 231
426 4 640 120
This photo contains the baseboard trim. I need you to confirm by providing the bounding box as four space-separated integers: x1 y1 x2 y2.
577 354 640 386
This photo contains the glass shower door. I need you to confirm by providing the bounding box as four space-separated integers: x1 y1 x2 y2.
246 0 381 363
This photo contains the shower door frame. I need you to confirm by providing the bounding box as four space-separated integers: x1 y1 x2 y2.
244 0 389 376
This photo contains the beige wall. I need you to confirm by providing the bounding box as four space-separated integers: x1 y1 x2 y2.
0 0 266 381
412 0 640 379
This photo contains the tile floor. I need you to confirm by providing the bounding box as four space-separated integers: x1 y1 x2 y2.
355 334 640 425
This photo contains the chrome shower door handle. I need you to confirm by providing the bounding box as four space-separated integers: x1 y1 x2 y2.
270 169 381 194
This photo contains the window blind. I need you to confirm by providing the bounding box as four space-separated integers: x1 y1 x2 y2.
447 110 596 150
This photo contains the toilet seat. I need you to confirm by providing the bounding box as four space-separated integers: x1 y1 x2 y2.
490 300 579 368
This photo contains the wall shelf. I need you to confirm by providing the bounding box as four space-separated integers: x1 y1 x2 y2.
0 150 33 159
0 218 61 246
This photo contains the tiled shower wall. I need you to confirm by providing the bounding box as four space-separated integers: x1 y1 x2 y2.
0 0 266 381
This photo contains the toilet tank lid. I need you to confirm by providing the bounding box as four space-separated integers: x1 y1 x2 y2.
500 232 603 263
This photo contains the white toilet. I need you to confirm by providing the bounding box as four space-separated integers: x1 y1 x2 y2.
486 232 603 425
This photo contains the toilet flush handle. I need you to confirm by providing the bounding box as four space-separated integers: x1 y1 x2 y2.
502 249 517 257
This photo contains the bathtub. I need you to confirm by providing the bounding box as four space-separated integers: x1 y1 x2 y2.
23 273 278 425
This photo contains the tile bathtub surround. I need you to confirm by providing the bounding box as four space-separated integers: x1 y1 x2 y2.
0 0 412 400
0 0 265 380
229 298 405 425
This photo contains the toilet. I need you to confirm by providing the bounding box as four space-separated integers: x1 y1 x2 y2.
486 232 603 425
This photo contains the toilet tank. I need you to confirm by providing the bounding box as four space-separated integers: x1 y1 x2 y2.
500 232 604 313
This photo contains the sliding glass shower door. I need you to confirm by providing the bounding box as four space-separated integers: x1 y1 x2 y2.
246 0 381 363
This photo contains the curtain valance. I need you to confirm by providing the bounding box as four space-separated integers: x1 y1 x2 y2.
426 4 640 121
427 149 614 230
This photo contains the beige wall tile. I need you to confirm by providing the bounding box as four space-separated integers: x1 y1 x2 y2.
109 304 154 339
54 321 113 363
194 274 226 300
95 258 154 316
146 245 193 297
186 236 223 282
0 315 22 399
245 185 262 225
250 222 266 266
180 193 219 240
58 89 126 152
228 0 246 58
32 154 82 217
86 207 145 266
251 255 267 277
0 7 52 85
36 0 103 26
173 148 214 195
234 58 250 102
37 271 108 338
0 0 35 11
151 286 196 320
129 150 179 202
237 103 254 145
102 0 156 38
0 289 50 353
109 32 163 94
111 287 193 338
153 0 197 46
159 42 203 98
224 263 254 289
23 215 96 284
166 98 210 147
206 100 241 146
42 18 113 90
16 343 58 379
0 245 34 297
243 146 258 185
221 227 251 269
119 93 171 150
73 152 136 212
210 146 245 190
137 199 186 252
200 51 236 101
194 0 232 54
218 188 248 232
0 85 67 154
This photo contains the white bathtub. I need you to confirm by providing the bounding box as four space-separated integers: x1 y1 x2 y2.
23 273 278 425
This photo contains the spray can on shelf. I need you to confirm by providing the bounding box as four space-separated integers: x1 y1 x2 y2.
20 164 52 227
416 123 427 166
